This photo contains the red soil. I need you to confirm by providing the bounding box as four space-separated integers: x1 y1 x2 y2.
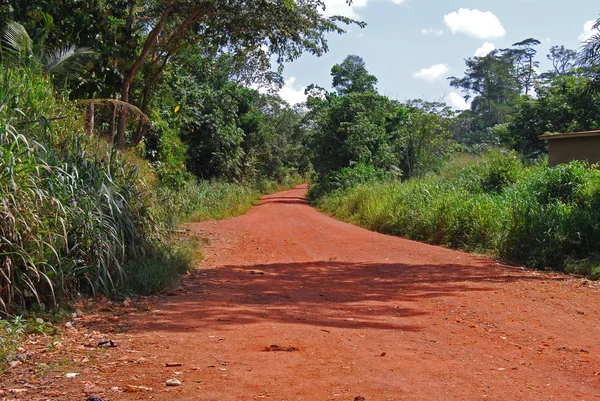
3 184 600 400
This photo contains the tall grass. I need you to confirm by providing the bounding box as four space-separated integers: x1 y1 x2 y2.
0 68 167 313
315 150 600 278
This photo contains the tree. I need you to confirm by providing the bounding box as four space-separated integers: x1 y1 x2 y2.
507 38 541 95
330 54 378 95
396 100 455 177
579 17 600 66
0 21 95 86
507 74 600 156
547 45 578 77
111 0 361 149
449 51 521 130
4 0 362 149
578 16 600 94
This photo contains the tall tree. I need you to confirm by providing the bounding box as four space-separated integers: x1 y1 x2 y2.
449 51 521 129
507 38 541 95
578 16 600 94
330 54 378 95
3 0 362 149
547 45 578 76
112 0 361 149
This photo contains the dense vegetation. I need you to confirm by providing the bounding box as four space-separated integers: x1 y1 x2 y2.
0 0 357 316
316 152 600 278
302 21 600 277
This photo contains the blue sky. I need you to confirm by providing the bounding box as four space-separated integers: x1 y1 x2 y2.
271 0 599 109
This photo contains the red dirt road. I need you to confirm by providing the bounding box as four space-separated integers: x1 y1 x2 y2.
4 184 600 400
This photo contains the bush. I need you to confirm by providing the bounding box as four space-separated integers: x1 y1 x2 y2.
0 68 170 313
308 163 393 200
314 152 600 278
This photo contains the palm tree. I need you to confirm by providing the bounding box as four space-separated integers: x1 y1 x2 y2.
1 20 95 86
579 17 600 94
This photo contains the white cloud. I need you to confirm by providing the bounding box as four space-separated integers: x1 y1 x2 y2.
474 42 496 57
579 20 597 42
321 0 368 19
278 77 307 106
413 64 449 81
443 8 506 39
446 92 470 111
321 0 406 19
421 28 444 36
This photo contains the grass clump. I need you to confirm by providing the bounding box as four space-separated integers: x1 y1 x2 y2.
122 238 201 295
314 150 600 277
0 68 171 314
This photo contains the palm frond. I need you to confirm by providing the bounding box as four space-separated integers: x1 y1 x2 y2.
1 21 34 62
579 18 600 66
41 45 96 81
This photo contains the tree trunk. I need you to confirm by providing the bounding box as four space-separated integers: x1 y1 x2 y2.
115 4 173 150
108 92 118 144
86 103 95 136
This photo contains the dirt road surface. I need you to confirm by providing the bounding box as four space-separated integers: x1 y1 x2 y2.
3 184 600 400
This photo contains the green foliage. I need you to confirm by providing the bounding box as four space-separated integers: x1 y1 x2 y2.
331 55 378 95
0 67 172 313
0 317 25 368
449 50 522 130
506 74 600 156
308 163 394 200
122 239 199 295
315 152 600 278
305 91 407 174
154 180 261 226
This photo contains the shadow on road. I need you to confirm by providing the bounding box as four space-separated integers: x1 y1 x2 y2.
256 196 309 206
128 260 551 334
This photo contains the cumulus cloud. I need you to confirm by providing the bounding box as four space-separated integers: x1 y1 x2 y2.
421 28 444 36
446 92 470 110
413 64 450 81
443 8 506 39
474 42 496 57
579 20 598 42
278 77 307 106
391 0 406 4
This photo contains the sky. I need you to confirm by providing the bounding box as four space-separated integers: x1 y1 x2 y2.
267 0 599 109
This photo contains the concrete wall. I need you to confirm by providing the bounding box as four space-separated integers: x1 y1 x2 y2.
541 132 600 167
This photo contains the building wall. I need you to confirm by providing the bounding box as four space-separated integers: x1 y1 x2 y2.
547 136 600 167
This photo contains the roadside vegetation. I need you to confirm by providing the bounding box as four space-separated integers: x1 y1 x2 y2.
302 22 600 279
0 0 348 317
315 152 600 278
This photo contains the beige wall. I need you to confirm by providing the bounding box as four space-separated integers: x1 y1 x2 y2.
546 136 600 167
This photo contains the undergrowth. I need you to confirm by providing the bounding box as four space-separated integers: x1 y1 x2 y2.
314 150 600 278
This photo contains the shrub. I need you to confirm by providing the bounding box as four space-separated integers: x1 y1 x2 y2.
314 152 600 278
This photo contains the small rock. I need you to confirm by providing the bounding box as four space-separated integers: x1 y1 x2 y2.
165 378 181 387
125 384 152 392
65 372 79 378
354 397 366 401
97 340 116 348
123 298 132 307
165 362 182 367
86 397 107 401
9 360 20 368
